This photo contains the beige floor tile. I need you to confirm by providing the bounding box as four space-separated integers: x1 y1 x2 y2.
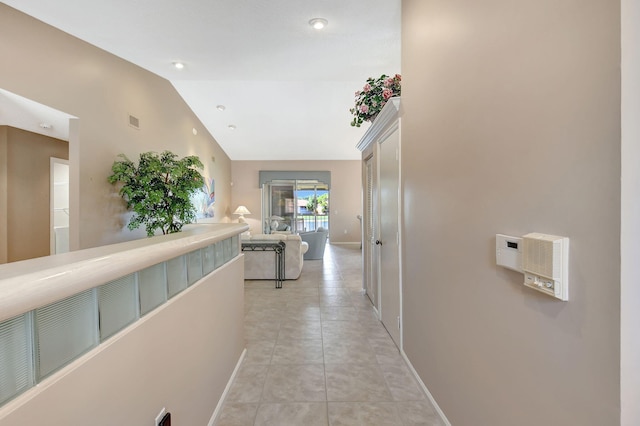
379 363 426 402
271 339 324 364
396 400 445 426
243 339 275 365
325 363 393 402
321 305 360 321
244 320 280 341
216 244 445 425
226 365 269 403
321 320 367 341
320 294 354 307
262 364 327 402
254 402 328 426
323 336 378 365
277 320 322 339
244 306 284 322
319 287 352 296
327 402 401 426
214 403 258 426
281 305 321 321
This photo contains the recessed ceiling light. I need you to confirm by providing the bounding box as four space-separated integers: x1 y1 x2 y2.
216 105 226 111
39 123 52 129
309 18 328 30
228 125 236 131
192 128 198 135
173 61 185 69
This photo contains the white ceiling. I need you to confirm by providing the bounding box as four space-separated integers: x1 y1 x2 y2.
4 0 401 160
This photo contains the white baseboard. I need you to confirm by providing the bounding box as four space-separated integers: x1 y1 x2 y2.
401 350 451 426
208 348 247 426
329 241 361 247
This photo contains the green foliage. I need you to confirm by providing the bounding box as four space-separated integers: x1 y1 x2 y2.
306 196 316 211
108 151 204 237
350 74 401 127
306 193 329 212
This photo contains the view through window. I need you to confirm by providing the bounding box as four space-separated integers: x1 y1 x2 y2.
262 179 329 235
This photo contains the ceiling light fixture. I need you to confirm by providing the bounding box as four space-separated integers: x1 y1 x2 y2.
39 123 52 129
228 125 236 130
309 18 328 30
216 105 226 111
172 61 185 69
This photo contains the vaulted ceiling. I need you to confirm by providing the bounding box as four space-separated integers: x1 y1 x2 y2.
3 0 401 160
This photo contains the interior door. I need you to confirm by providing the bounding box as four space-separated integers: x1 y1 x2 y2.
379 128 401 347
364 155 377 308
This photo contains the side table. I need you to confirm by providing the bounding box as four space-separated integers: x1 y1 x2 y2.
241 240 286 288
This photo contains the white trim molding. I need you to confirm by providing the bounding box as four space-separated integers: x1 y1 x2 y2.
402 350 452 426
356 97 401 152
208 348 247 426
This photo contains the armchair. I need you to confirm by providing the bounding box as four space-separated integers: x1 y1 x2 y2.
299 227 329 260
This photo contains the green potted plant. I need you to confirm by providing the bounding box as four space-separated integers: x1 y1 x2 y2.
349 73 401 127
108 150 205 236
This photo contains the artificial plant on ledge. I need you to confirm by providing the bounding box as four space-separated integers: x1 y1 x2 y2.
108 150 205 237
350 73 401 127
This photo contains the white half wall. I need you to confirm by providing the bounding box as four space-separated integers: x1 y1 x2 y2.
0 258 244 426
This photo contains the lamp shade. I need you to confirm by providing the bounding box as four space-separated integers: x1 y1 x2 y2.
233 205 251 216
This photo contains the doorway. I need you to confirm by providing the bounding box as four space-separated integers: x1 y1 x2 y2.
50 158 69 254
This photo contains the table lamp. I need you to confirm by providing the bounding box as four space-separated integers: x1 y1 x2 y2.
233 205 251 223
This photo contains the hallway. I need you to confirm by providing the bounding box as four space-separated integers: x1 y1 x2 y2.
215 244 443 426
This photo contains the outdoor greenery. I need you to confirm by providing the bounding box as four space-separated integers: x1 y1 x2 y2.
108 151 204 237
306 193 329 213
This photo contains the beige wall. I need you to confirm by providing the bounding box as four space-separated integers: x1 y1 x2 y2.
0 126 68 263
0 257 244 426
231 160 362 243
402 1 620 425
0 4 232 250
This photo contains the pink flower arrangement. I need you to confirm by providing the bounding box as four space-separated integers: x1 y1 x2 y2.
349 74 401 127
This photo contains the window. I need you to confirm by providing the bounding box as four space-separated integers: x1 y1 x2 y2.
259 172 330 234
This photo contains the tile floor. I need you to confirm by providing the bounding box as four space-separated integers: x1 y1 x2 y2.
214 244 443 426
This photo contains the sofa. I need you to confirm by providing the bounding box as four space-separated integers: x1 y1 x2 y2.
241 234 309 280
299 227 329 260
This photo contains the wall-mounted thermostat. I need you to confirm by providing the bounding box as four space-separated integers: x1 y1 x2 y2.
496 234 523 272
522 233 569 301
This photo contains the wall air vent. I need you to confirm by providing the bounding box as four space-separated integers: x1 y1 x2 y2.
128 114 140 130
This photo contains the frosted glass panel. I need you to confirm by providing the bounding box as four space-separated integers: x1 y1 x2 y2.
203 244 215 274
98 275 138 341
0 314 33 405
187 249 203 285
167 256 187 298
231 235 239 257
138 263 167 316
214 241 224 269
35 290 97 380
223 238 233 263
